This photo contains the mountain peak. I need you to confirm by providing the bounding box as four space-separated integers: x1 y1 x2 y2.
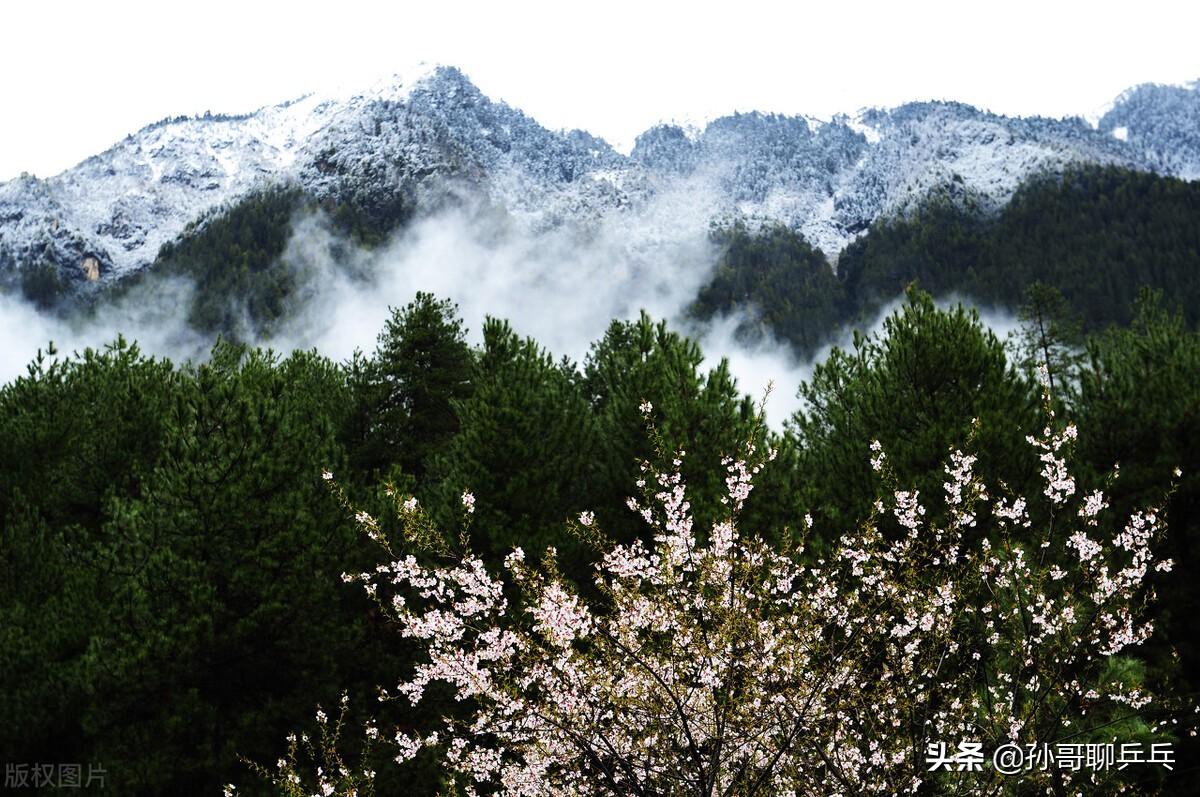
3 71 1199 297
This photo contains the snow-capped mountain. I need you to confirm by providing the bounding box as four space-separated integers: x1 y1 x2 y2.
1 66 1197 292
1096 80 1200 181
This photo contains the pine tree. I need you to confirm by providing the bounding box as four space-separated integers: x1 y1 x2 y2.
791 288 1039 537
582 312 759 543
350 293 474 484
1075 289 1200 753
79 343 366 794
428 318 598 563
1015 281 1084 397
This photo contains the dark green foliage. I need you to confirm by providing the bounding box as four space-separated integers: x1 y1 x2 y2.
81 343 363 794
980 167 1200 326
1014 281 1085 397
72 163 1200 373
347 293 475 483
428 318 599 563
582 312 761 543
149 186 306 336
698 166 1200 359
838 165 1200 331
836 196 989 322
106 183 408 340
0 341 180 772
19 260 66 309
692 223 844 353
321 190 411 249
789 289 1040 535
0 339 176 534
0 341 401 796
1075 291 1200 714
0 341 177 773
3 284 1199 795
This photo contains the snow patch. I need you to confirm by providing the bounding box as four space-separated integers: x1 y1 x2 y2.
845 114 882 144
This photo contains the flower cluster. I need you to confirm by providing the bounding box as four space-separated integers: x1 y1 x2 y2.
285 418 1184 796
1028 423 1078 504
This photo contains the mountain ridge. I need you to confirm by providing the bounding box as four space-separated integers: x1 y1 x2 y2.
1 66 1197 299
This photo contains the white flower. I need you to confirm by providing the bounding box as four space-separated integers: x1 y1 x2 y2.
870 440 886 471
334 425 1168 795
1067 531 1101 563
639 400 653 414
403 496 419 512
321 469 333 481
461 490 476 514
530 581 591 647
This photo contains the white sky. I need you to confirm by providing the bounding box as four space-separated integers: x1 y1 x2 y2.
1 0 1197 181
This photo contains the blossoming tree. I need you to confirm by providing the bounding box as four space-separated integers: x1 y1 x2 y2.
260 402 1186 797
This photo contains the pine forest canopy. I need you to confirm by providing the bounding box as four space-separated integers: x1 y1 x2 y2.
2 286 1200 795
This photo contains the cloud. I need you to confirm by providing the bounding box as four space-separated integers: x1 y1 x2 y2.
0 293 62 379
0 178 817 426
0 274 211 378
266 182 823 427
0 185 1026 433
691 314 813 426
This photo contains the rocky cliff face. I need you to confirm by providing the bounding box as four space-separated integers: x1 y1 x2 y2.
1 66 1197 296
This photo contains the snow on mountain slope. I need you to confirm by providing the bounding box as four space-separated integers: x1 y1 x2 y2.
294 66 636 233
1 94 327 282
630 100 1155 258
0 67 437 285
1 68 1197 293
1097 79 1200 181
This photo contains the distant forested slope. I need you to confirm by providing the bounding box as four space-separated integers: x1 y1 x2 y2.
696 165 1200 351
